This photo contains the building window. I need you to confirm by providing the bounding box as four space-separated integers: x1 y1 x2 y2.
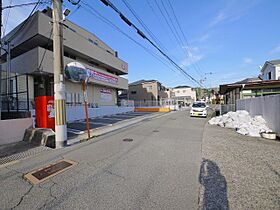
131 91 137 94
177 90 180 93
268 72 272 80
146 86 152 91
183 90 186 93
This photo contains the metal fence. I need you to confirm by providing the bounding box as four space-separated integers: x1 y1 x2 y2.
134 100 161 107
1 74 30 119
236 95 280 136
133 100 180 110
117 99 134 107
219 104 236 115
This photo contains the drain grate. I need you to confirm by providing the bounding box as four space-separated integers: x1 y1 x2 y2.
0 146 51 166
24 159 77 185
153 130 159 132
123 138 133 142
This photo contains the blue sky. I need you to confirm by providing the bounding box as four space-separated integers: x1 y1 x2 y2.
3 0 280 87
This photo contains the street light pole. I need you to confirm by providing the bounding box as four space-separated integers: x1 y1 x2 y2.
52 0 67 148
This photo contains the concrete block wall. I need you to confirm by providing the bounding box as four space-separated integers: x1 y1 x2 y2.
236 95 280 136
0 118 33 145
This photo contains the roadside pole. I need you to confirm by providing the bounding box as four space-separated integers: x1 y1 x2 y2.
82 80 91 140
6 42 10 95
52 0 67 148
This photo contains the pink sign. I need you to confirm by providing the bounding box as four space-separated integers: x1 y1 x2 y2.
86 68 118 84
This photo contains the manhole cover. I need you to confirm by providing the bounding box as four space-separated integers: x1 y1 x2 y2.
24 159 77 185
153 130 159 132
123 138 133 142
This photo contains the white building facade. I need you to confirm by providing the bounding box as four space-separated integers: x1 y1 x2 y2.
260 60 280 80
165 86 196 107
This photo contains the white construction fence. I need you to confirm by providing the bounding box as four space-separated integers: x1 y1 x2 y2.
236 94 280 136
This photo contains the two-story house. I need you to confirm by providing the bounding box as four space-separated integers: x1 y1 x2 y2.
128 80 167 105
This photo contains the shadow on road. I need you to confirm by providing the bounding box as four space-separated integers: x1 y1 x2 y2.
199 159 229 210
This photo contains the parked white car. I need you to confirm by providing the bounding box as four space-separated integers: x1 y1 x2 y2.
190 101 208 117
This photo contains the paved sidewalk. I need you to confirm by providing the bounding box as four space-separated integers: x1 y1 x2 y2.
199 124 280 210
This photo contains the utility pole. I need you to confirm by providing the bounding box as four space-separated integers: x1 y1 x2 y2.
52 0 67 148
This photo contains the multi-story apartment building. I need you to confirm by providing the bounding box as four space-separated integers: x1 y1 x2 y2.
0 8 128 111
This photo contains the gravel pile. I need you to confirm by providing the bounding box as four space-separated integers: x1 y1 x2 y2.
208 110 272 137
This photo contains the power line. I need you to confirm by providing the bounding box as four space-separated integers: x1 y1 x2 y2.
67 0 81 6
95 0 202 86
160 0 203 78
154 0 183 53
120 0 167 52
144 0 181 63
78 1 179 76
2 1 49 10
2 0 13 37
4 0 42 43
66 4 81 18
160 0 184 49
165 0 204 78
153 0 204 79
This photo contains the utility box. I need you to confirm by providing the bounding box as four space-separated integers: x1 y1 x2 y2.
35 96 55 131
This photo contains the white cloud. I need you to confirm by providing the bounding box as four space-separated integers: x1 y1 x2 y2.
243 57 253 64
180 47 203 68
269 45 280 54
192 34 210 43
208 0 263 28
209 11 227 28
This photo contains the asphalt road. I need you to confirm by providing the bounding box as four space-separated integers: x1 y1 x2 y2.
1 111 207 210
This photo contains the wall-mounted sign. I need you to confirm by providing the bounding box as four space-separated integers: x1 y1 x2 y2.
100 88 112 102
65 62 87 82
87 68 118 85
65 62 118 85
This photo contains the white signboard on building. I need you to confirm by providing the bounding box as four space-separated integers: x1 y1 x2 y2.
100 89 112 102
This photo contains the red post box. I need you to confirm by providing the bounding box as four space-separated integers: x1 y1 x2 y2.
35 96 55 131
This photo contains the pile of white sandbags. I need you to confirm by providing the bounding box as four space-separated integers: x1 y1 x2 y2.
208 110 272 137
